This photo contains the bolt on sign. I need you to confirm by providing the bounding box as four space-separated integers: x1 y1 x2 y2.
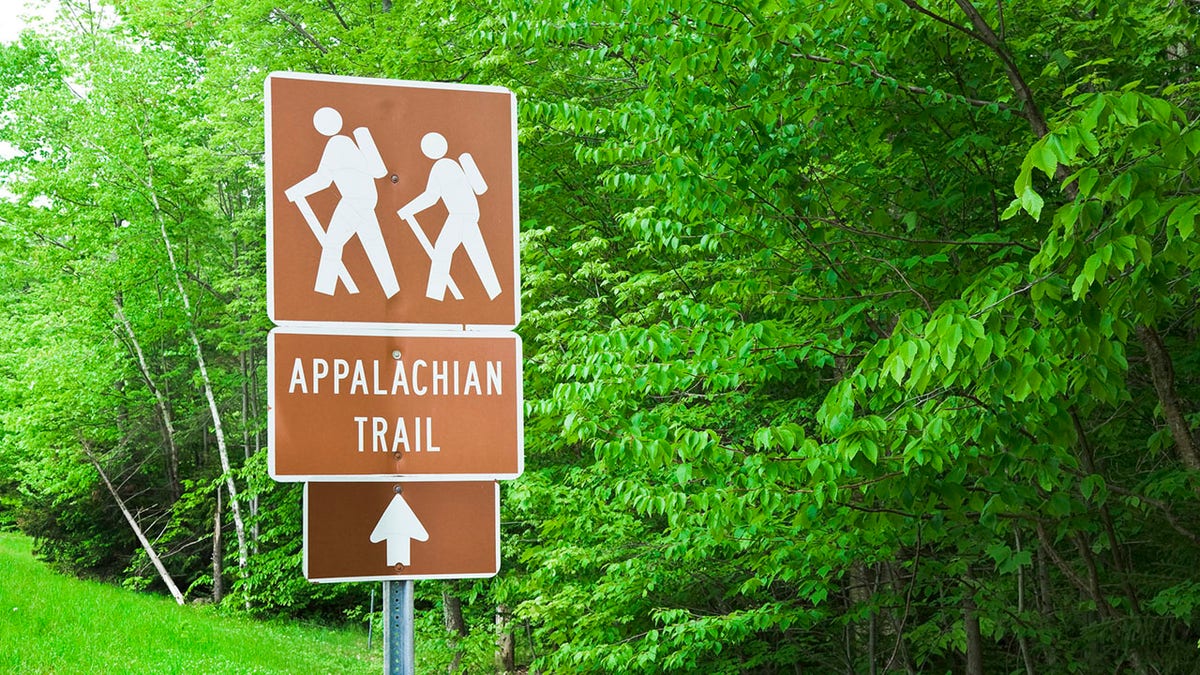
265 72 519 330
305 481 499 582
269 328 523 481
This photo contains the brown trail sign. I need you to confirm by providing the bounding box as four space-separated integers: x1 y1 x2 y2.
268 328 523 481
265 72 519 330
305 481 499 582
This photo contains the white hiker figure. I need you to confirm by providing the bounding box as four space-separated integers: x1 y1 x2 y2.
397 132 502 302
284 107 400 298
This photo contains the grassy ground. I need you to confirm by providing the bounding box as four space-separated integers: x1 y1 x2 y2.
0 532 382 674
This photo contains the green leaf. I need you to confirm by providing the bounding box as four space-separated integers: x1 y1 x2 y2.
675 463 692 486
1077 167 1100 197
1081 474 1105 502
884 352 906 385
1001 198 1023 221
1169 201 1197 240
1033 140 1058 179
1020 186 1045 221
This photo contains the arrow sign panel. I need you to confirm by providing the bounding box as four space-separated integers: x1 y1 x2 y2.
304 481 499 582
369 493 430 566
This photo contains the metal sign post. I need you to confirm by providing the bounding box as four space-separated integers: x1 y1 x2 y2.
383 580 416 675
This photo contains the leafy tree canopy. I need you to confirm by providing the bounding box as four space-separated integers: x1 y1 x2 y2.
0 0 1198 671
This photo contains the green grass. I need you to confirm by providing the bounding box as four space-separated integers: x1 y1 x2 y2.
0 532 382 674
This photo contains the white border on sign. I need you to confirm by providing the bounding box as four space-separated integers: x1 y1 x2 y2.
266 326 525 482
264 71 521 330
302 482 501 582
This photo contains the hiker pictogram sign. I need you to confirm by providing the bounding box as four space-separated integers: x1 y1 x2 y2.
265 72 519 329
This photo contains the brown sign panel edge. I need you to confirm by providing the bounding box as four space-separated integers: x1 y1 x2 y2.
267 326 524 482
264 70 520 330
303 481 500 582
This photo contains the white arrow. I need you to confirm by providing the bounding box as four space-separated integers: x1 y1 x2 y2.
369 493 430 567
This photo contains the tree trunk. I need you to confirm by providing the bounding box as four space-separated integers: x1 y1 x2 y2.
136 121 250 580
1034 542 1058 669
85 444 185 605
1071 533 1151 675
1137 325 1200 471
1072 408 1143 614
146 176 250 577
495 603 515 673
1038 525 1151 674
213 484 224 604
1014 529 1036 675
239 349 259 554
114 297 181 500
962 573 983 675
523 620 540 675
1035 541 1053 615
847 562 869 672
444 590 467 673
881 561 917 675
248 346 263 545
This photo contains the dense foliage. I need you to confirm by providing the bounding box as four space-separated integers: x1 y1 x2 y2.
1 0 1198 672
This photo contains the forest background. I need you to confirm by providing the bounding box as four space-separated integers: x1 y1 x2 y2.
1 0 1199 673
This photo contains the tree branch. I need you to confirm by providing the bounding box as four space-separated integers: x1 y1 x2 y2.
270 8 328 53
792 52 1009 111
899 0 979 40
324 0 350 30
949 0 1049 138
82 441 185 605
823 216 1038 252
1136 325 1200 472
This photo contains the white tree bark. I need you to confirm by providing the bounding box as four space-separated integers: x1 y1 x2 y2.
141 163 250 576
84 445 186 605
157 214 250 573
113 297 181 499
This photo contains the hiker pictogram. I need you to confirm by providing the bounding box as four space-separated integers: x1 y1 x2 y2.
284 107 400 299
397 132 502 302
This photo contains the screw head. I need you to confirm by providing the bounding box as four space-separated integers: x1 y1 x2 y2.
391 350 402 360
